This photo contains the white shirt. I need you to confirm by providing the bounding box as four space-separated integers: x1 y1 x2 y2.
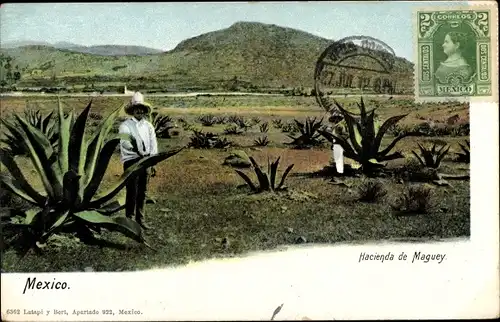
119 117 158 163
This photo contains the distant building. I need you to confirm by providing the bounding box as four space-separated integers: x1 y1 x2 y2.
123 85 135 95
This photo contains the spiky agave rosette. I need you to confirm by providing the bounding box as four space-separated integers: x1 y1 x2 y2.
234 156 294 193
318 97 413 174
1 109 58 156
0 99 183 253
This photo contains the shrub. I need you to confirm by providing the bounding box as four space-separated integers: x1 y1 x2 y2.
234 118 252 131
235 157 294 193
251 117 262 125
391 185 435 215
214 116 228 124
281 121 299 134
357 179 387 203
288 117 324 148
411 143 450 169
272 119 283 129
227 115 244 124
223 124 244 135
254 136 270 146
197 114 217 126
188 130 232 149
259 122 269 133
0 100 183 255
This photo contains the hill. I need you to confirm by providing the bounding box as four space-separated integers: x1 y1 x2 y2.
1 41 164 56
0 21 414 91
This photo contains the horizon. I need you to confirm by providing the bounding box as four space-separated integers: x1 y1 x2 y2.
0 1 468 61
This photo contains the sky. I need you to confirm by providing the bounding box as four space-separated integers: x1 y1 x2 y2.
0 1 468 61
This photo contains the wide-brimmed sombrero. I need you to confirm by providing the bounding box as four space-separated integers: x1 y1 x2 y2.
125 91 152 115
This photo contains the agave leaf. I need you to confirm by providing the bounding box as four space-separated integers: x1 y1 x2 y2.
57 101 72 174
69 101 92 174
318 130 359 161
82 137 121 203
63 170 81 208
339 109 362 154
15 115 62 199
83 106 122 188
42 110 54 128
412 150 426 167
379 151 404 161
249 157 269 190
96 200 126 215
0 174 39 205
89 148 184 208
418 143 435 166
358 97 367 120
373 114 408 153
277 164 294 190
353 123 363 150
24 209 40 225
42 211 70 239
435 145 450 168
0 149 47 205
294 120 304 133
73 211 144 244
235 170 257 192
436 144 447 155
363 110 377 154
377 133 413 159
270 157 280 190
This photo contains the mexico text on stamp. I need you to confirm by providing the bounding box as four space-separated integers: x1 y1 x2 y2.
414 4 498 102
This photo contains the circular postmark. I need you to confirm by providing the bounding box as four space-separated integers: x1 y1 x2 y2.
314 36 401 114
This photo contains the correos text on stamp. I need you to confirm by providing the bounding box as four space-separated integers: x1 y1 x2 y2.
414 3 498 103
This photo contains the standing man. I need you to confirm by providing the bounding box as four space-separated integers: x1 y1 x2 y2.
119 92 158 230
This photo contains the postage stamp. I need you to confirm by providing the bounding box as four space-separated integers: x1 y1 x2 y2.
414 4 499 102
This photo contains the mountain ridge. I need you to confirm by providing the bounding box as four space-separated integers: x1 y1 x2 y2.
1 41 164 56
0 21 414 91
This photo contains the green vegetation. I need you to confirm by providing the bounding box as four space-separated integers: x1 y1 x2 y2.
235 156 294 193
454 140 470 163
151 112 175 138
0 99 183 256
318 98 413 174
0 22 413 92
287 117 325 149
0 95 470 272
1 109 58 156
411 143 450 169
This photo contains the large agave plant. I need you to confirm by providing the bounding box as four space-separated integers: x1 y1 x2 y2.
235 157 294 193
2 109 58 156
0 100 183 254
411 143 450 169
319 98 414 174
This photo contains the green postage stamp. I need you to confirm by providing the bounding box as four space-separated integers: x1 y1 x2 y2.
414 4 498 102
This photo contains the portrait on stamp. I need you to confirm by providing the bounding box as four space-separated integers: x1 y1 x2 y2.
434 31 475 83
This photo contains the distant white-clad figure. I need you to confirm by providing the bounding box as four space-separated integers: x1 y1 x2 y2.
326 125 344 174
332 138 344 174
